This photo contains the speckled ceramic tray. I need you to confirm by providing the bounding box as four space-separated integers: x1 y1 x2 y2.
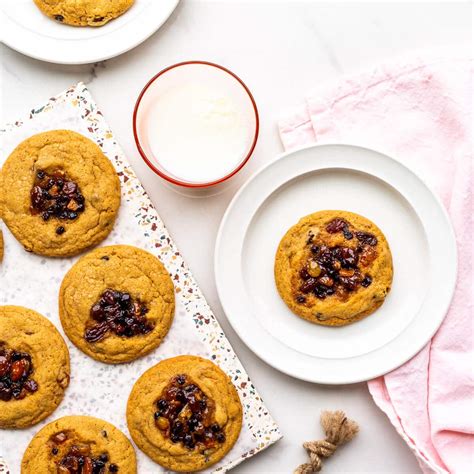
0 83 281 473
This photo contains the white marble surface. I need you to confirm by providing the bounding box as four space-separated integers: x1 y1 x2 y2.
1 1 471 473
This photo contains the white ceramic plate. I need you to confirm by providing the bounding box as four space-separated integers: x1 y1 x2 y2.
0 0 179 64
215 144 457 384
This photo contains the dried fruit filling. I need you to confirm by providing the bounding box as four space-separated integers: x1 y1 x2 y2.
50 432 119 473
154 374 226 451
296 218 378 301
0 348 39 401
30 169 85 234
84 289 153 343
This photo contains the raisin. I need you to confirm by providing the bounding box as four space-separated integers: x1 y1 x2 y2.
299 267 311 280
361 276 373 287
342 227 353 239
84 321 109 342
326 218 347 233
300 277 318 294
355 231 378 246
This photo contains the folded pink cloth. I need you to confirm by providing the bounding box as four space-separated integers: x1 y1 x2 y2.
278 51 473 474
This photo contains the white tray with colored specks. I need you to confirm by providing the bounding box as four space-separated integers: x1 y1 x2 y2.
0 83 281 473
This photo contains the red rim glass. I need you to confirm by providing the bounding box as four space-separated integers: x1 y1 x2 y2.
133 61 260 188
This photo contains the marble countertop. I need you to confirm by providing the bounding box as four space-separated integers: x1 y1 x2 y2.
1 1 471 472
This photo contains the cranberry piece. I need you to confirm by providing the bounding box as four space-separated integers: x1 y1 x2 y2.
326 218 347 233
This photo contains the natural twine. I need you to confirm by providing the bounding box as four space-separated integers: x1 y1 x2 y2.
294 410 359 473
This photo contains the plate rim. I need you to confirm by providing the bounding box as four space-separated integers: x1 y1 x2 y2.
0 0 179 65
214 143 458 384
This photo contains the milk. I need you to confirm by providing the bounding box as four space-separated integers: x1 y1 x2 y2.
136 63 258 186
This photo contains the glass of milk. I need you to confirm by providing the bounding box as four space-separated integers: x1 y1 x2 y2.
133 61 259 194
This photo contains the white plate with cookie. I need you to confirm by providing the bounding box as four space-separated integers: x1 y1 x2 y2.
0 0 179 64
215 144 457 384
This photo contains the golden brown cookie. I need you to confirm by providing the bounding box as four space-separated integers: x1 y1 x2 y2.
33 0 135 26
275 210 393 326
21 415 137 473
127 355 243 472
0 306 70 429
59 245 175 364
0 130 121 257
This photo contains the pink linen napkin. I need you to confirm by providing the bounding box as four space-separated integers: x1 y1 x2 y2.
278 51 473 474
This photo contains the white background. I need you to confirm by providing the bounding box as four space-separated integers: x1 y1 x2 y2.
1 1 471 472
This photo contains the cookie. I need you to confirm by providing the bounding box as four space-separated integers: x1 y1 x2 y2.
59 245 175 364
275 210 393 326
33 0 135 26
127 355 243 472
0 306 70 429
0 130 121 257
21 415 137 473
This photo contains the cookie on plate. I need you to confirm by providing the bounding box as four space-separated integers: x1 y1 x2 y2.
21 415 137 473
33 0 135 26
275 210 393 326
0 306 70 429
0 130 121 257
127 355 243 472
59 245 175 364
